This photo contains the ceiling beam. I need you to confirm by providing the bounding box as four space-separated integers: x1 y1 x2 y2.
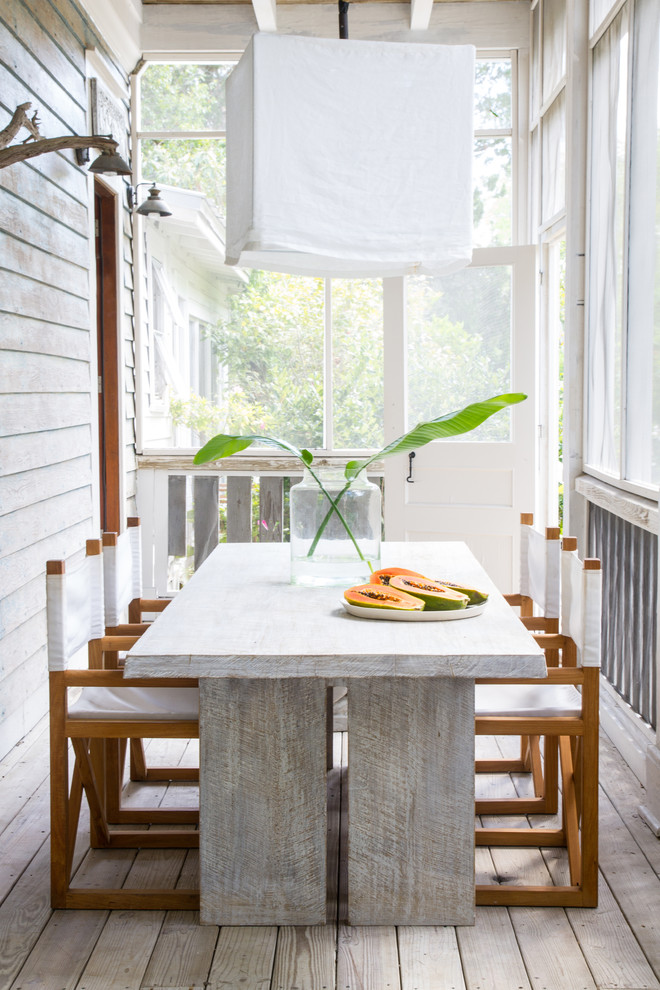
251 0 277 31
410 0 433 31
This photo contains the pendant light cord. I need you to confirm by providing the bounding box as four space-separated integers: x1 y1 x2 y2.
338 0 349 39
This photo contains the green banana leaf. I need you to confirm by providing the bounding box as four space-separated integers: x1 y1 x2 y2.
193 393 527 474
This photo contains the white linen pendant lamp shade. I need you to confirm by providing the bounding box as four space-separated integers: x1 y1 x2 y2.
225 33 475 277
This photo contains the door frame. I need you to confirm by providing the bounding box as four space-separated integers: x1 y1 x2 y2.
94 179 122 534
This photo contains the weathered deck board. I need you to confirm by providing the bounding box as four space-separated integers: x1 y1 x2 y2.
1 725 660 990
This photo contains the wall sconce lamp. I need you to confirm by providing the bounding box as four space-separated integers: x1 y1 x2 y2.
127 182 173 217
0 102 131 175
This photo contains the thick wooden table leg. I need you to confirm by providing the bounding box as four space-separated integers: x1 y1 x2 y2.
199 677 328 926
347 676 475 926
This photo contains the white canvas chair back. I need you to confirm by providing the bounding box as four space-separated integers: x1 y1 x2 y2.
46 543 104 671
561 546 602 667
103 525 142 626
520 518 561 619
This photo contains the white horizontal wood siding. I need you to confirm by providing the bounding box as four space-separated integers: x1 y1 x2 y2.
0 0 133 758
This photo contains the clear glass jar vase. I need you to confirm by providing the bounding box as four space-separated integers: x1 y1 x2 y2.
289 467 381 586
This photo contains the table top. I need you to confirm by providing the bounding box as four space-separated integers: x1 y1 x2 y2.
124 541 546 680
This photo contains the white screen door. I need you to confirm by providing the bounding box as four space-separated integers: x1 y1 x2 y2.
383 247 536 592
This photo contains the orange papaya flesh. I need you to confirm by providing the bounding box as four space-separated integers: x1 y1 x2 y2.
344 584 425 611
369 566 427 586
389 575 469 610
436 581 488 606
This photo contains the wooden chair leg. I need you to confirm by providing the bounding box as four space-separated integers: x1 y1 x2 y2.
129 738 148 780
541 735 559 814
559 735 581 886
50 676 72 909
520 734 533 771
71 738 111 847
103 738 125 825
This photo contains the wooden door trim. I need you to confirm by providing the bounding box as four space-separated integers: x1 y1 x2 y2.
95 181 121 534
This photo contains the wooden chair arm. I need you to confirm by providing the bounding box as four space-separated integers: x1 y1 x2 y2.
476 668 585 686
56 669 198 688
105 624 150 636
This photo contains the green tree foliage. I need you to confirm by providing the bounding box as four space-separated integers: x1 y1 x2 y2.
205 271 326 447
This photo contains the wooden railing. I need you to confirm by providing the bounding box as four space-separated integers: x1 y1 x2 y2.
137 453 383 596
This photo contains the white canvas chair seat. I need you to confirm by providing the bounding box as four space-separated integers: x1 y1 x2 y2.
48 541 200 911
70 686 199 720
476 682 581 718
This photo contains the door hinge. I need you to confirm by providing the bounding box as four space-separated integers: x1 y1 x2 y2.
98 375 103 394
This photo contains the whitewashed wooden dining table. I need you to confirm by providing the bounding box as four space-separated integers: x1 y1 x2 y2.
124 540 546 927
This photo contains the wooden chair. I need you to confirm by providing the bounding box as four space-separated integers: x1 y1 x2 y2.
48 540 200 910
475 540 601 907
476 513 562 814
103 517 169 635
102 521 199 789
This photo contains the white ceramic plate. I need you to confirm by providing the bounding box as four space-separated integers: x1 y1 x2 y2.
340 600 487 621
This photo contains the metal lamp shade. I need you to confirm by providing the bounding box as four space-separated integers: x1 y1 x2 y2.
135 185 173 217
225 33 475 277
88 148 132 176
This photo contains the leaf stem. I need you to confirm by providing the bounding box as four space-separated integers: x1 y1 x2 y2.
305 466 367 564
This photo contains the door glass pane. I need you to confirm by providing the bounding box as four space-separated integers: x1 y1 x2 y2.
406 266 512 440
586 9 628 475
473 137 512 247
474 58 512 129
331 280 384 449
139 63 233 131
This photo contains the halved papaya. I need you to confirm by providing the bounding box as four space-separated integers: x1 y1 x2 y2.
389 575 469 610
369 566 427 586
436 581 488 606
344 584 425 611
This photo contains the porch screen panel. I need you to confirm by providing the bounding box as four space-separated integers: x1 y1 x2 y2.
589 504 657 730
542 0 566 101
541 90 566 222
586 9 629 476
626 0 660 486
331 280 384 450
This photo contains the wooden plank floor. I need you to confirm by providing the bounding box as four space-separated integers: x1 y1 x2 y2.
1 721 660 990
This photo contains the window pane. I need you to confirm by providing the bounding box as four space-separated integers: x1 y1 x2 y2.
139 63 233 131
473 137 512 247
542 0 566 101
626 0 660 484
541 90 566 222
530 125 540 233
531 3 541 119
331 280 384 449
474 58 512 129
586 9 628 475
141 138 226 213
406 266 512 440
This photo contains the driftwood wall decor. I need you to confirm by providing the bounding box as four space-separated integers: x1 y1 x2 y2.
0 101 124 170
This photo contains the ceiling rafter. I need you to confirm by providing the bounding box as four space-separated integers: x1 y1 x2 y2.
251 0 277 31
410 0 433 30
